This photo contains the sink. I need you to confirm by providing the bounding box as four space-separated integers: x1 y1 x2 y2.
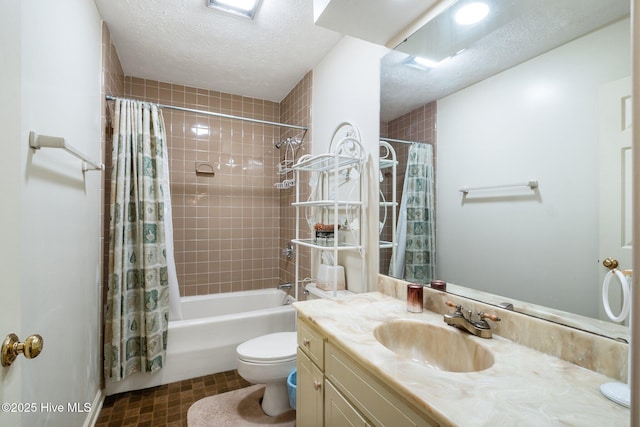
373 320 495 373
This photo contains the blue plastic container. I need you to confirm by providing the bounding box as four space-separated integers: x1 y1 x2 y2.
287 369 297 410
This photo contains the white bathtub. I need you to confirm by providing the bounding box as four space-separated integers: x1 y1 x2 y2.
105 288 296 396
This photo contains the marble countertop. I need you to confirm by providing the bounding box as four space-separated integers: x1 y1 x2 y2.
293 292 629 427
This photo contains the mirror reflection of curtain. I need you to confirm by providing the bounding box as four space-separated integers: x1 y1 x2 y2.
391 143 435 283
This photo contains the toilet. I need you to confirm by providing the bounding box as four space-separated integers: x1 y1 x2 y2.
236 332 297 416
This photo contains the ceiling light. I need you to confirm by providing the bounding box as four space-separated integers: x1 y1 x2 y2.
405 56 452 70
207 0 262 19
455 2 489 26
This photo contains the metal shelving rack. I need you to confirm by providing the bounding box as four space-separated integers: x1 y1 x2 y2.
292 122 366 298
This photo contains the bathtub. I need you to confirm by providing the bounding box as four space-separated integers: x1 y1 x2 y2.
105 288 296 396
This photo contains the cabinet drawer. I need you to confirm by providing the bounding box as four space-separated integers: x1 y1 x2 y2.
325 379 370 426
298 319 325 369
325 343 438 427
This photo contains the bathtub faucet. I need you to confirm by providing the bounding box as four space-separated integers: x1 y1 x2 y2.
277 284 294 304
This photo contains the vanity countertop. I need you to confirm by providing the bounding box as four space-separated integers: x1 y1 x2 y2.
293 292 629 427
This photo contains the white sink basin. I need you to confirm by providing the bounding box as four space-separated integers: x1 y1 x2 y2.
373 320 495 373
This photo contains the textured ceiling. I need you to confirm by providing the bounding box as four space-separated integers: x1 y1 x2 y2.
94 0 631 118
94 0 344 102
381 0 631 122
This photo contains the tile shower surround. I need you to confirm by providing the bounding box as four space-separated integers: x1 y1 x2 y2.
103 74 312 298
102 21 312 299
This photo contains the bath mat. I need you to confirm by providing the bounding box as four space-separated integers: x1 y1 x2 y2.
187 384 296 427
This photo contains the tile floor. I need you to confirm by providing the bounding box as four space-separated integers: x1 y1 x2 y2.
96 370 251 427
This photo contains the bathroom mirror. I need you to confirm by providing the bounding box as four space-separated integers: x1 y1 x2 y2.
379 0 631 341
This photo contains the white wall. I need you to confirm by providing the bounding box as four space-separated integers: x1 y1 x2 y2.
1 0 103 426
312 36 389 292
436 19 630 317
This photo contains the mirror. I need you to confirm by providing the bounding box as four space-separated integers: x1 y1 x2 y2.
379 0 631 341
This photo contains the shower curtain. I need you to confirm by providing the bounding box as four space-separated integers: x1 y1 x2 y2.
390 143 436 284
104 99 181 382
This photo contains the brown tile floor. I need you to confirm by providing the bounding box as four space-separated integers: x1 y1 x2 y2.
96 370 252 427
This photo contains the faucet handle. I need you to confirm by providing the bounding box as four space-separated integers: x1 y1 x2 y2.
479 312 501 322
445 300 462 311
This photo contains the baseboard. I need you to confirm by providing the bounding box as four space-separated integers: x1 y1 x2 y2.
83 388 105 427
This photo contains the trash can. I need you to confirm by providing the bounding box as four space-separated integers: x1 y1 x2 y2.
287 369 297 410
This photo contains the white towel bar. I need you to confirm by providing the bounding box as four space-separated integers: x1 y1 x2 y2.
29 131 104 172
459 180 538 194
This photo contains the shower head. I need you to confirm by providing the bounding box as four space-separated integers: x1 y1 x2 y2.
275 139 284 149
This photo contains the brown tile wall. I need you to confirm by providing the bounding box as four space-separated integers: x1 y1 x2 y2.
123 78 283 296
379 102 437 275
278 72 313 292
101 40 312 298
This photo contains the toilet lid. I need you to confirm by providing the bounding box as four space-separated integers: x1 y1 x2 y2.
236 332 297 363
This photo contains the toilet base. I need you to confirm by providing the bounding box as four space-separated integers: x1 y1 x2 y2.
261 381 291 416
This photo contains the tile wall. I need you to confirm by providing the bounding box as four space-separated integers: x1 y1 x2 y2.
101 28 312 297
278 72 313 290
124 78 274 296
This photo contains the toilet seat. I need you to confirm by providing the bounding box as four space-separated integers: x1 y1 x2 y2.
236 332 297 364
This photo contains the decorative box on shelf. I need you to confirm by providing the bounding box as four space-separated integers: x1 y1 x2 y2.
313 223 342 246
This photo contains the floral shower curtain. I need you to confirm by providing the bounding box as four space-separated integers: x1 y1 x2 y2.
104 99 172 381
392 143 436 284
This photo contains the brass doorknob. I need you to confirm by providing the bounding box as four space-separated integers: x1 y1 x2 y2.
1 333 44 367
603 257 619 270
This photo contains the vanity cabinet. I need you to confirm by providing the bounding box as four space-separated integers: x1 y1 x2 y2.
325 343 437 427
296 317 438 427
324 380 369 426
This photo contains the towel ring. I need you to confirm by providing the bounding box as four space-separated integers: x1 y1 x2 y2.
602 269 630 323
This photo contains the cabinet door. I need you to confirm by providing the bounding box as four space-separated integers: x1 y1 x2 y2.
298 319 325 369
325 380 370 427
297 348 324 427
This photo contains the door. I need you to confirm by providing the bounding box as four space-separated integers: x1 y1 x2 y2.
0 152 24 424
0 0 24 424
598 76 632 322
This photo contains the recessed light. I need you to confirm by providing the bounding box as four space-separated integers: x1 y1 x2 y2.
405 56 452 70
454 2 489 26
207 0 263 20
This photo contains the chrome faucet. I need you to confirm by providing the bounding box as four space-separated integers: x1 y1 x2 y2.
277 283 293 291
443 301 500 338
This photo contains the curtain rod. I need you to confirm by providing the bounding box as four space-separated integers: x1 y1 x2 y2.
105 95 308 131
380 137 433 145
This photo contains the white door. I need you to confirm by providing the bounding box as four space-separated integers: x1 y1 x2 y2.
0 0 24 424
598 76 632 322
0 149 24 427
